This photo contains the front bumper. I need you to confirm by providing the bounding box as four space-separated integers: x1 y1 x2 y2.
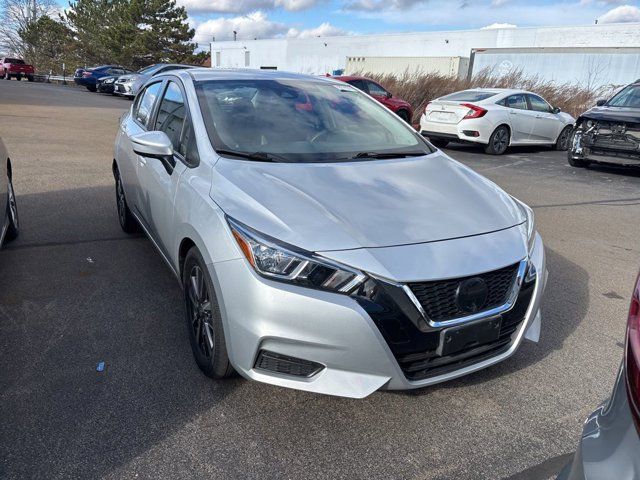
557 364 640 480
114 83 134 96
209 232 546 398
570 128 640 167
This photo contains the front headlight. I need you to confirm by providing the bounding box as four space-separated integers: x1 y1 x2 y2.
227 217 367 294
104 77 115 84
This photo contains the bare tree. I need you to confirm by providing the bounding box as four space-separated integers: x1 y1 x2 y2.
0 0 55 56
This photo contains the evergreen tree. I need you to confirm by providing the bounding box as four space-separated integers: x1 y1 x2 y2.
19 15 78 74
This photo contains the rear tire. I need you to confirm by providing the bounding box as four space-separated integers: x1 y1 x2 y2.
183 247 234 379
484 125 510 155
5 174 18 242
114 169 140 233
555 126 572 151
87 85 97 92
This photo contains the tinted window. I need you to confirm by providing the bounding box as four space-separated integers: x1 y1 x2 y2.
366 81 387 96
504 94 527 110
527 94 551 113
440 90 498 102
154 82 186 151
607 84 640 108
195 79 431 163
347 79 366 91
6 58 25 64
134 82 163 127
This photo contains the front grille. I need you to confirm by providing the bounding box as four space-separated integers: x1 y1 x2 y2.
408 263 519 322
398 282 534 381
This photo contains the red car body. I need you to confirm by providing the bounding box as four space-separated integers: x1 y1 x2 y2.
334 75 413 123
1 58 35 81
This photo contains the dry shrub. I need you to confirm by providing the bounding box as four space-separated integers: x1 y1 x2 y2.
361 68 610 123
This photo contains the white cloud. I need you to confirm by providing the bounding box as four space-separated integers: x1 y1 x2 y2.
287 22 347 37
193 11 347 42
178 0 321 13
598 4 640 23
481 22 517 29
194 11 288 42
343 0 426 12
491 0 510 5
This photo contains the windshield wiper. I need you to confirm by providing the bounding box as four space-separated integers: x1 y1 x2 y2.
349 151 428 160
216 149 286 163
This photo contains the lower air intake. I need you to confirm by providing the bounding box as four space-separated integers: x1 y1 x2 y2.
255 350 324 378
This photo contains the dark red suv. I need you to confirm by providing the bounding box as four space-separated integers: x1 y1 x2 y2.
334 75 413 123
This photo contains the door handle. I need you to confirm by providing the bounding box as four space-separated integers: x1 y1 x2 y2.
535 115 542 118
509 111 517 115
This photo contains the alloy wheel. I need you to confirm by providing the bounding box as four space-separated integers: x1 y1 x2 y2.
187 265 215 358
7 176 17 229
493 128 508 153
559 128 571 150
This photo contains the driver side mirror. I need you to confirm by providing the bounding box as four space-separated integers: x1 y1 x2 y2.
130 131 175 173
552 106 561 114
596 99 607 107
386 91 393 99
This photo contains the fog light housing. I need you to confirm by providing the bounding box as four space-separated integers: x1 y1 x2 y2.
255 350 324 378
463 130 480 137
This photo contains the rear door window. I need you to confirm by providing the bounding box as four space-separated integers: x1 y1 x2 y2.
346 79 366 91
366 81 387 96
504 94 528 110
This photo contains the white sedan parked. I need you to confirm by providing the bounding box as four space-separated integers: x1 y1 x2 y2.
420 88 575 155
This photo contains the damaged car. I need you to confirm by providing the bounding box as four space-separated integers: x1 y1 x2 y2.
569 80 640 168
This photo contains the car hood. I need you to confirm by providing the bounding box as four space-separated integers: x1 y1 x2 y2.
210 151 525 252
579 106 640 123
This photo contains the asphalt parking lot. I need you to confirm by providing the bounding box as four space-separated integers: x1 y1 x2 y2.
1 81 640 480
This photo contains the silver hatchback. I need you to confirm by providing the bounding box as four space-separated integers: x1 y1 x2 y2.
113 69 547 398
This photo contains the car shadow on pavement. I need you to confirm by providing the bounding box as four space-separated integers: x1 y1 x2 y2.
0 185 241 479
404 247 589 394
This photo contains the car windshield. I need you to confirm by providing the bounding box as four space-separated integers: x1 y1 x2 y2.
194 79 432 163
138 64 159 75
440 90 498 102
607 84 640 108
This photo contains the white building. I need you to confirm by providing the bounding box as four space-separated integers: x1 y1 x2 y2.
210 23 640 86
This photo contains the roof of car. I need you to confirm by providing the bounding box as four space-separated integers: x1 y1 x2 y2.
333 75 372 82
186 68 337 83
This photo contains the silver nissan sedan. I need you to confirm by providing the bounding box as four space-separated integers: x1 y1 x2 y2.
113 69 547 398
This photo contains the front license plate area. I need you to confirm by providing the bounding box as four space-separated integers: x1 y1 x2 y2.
438 317 502 357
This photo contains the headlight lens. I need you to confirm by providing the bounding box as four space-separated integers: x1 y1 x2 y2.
105 78 114 84
228 218 366 294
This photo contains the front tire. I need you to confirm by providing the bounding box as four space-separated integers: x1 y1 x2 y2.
27 76 34 82
555 126 572 151
484 126 510 155
396 110 410 123
114 170 140 233
183 248 234 379
5 174 18 242
86 85 97 92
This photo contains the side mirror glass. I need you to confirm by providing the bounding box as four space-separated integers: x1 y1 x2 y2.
552 106 561 114
596 99 607 107
386 91 392 99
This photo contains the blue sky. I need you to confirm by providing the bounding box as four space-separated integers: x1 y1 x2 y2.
58 0 640 45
